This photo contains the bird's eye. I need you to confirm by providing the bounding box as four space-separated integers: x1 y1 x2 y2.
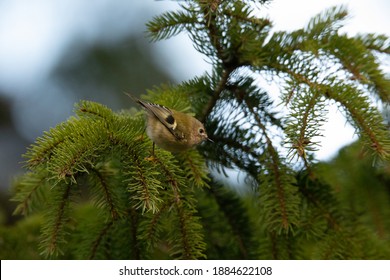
198 128 205 134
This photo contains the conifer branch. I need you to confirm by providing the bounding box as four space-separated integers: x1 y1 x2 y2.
12 170 49 215
89 220 114 259
208 184 258 259
174 201 192 259
228 87 301 233
125 151 163 213
8 0 390 261
267 232 296 259
197 1 238 122
129 207 141 260
224 9 271 29
76 100 114 121
141 202 169 252
25 128 67 168
356 33 390 54
177 150 209 188
147 9 196 42
243 97 290 229
285 86 327 166
326 85 390 159
90 167 120 220
154 157 206 259
200 64 233 123
40 183 73 257
297 174 341 230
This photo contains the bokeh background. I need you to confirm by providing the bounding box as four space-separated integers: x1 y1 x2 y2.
0 0 389 224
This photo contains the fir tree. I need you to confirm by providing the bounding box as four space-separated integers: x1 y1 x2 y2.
5 0 390 259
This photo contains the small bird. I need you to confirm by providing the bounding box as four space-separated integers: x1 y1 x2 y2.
126 93 212 154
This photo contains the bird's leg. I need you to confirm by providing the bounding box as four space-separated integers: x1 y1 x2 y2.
145 142 157 162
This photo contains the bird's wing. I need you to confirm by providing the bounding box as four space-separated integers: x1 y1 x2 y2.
137 100 184 141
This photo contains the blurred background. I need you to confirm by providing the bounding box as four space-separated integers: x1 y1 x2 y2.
0 0 389 224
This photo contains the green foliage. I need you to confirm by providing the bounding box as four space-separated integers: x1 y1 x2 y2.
5 0 390 259
11 100 209 259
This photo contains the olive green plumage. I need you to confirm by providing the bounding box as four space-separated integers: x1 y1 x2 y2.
136 98 212 152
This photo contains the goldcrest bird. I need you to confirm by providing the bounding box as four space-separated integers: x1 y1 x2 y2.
127 93 212 153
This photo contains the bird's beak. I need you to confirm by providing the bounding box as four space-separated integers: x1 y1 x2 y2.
206 136 214 143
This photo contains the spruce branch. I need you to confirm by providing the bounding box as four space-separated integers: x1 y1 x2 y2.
89 164 122 220
76 100 115 121
356 33 390 54
89 220 114 259
208 183 259 259
154 156 206 259
147 9 197 42
296 171 341 231
326 84 390 159
40 183 73 257
24 124 70 168
9 0 390 260
12 170 50 216
170 199 206 259
305 5 348 39
176 149 210 188
138 202 170 257
243 96 300 232
284 86 327 167
124 151 164 214
200 69 232 122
